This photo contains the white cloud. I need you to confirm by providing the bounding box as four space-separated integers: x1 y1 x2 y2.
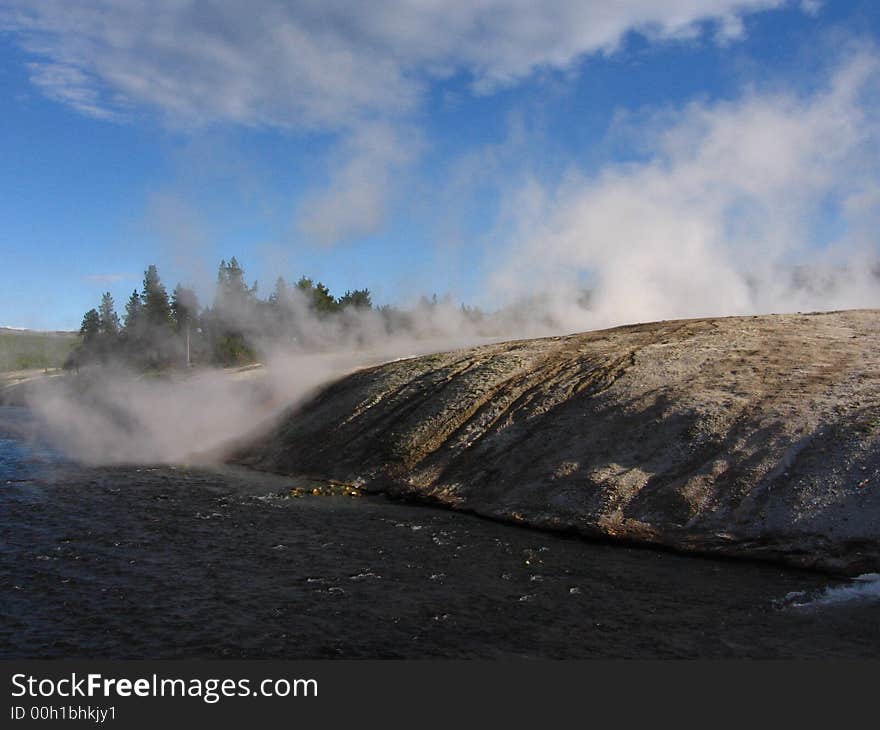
0 1 810 249
800 0 823 17
1 1 415 129
26 61 122 120
2 0 801 129
296 123 421 245
489 51 880 330
82 273 133 284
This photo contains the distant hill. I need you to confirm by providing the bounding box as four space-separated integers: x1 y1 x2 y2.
0 327 78 372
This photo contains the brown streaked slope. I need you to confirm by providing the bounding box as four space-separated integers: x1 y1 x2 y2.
235 310 880 574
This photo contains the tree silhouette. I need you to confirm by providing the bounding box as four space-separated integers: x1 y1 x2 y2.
142 265 172 328
123 289 143 332
79 309 100 344
98 292 120 338
338 289 372 310
208 258 258 365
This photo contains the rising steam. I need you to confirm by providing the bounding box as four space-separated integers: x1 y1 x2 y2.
489 50 880 332
24 298 511 465
22 50 880 466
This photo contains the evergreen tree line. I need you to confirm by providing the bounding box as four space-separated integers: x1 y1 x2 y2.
67 257 450 369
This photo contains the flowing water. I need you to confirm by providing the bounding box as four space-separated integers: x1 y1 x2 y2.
1 404 878 659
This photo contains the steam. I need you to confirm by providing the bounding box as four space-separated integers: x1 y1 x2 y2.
28 353 376 465
24 49 880 466
14 35 880 468
24 297 511 465
489 50 880 331
781 573 880 608
296 123 422 246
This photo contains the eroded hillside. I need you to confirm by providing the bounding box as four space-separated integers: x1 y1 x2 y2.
235 310 880 574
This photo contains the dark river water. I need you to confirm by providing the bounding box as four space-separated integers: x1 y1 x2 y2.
1 404 879 659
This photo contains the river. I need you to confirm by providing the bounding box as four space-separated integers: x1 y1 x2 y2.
1 404 878 658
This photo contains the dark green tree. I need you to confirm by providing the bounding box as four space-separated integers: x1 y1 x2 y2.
120 266 174 368
294 276 315 317
66 308 103 370
98 292 121 337
121 289 146 361
215 257 257 311
171 284 199 331
79 309 101 344
123 289 143 331
312 282 337 314
142 265 172 328
295 276 338 315
208 258 258 365
338 288 372 310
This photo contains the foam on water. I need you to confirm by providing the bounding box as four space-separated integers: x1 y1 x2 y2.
781 573 880 609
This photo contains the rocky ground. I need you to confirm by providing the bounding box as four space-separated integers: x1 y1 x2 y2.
236 310 880 575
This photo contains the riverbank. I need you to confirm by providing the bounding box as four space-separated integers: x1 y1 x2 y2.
235 309 880 576
0 369 65 406
1 431 877 658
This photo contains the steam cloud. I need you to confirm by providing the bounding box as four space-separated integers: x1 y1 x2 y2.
24 49 880 466
25 298 508 465
6 5 880 466
490 50 880 331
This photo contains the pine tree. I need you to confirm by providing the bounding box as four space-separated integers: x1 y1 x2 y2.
142 265 172 327
268 276 289 308
210 258 258 365
215 257 257 311
312 282 338 314
171 285 199 332
66 308 102 371
295 276 337 315
121 289 147 365
123 289 143 331
98 292 120 337
295 276 314 300
338 289 372 310
171 284 199 367
79 309 101 344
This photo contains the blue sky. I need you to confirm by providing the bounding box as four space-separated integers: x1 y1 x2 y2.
1 0 879 330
